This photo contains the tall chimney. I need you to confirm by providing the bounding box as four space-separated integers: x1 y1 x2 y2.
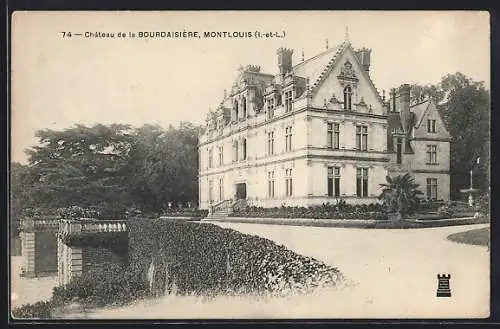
355 47 371 72
395 84 411 132
277 47 294 77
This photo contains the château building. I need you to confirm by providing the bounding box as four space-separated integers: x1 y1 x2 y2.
198 37 450 210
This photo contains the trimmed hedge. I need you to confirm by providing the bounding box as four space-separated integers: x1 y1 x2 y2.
128 219 343 297
13 219 344 318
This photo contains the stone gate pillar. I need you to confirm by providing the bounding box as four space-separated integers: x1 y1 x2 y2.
57 220 83 286
20 218 36 278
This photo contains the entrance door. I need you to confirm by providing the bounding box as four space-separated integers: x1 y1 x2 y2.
235 183 247 199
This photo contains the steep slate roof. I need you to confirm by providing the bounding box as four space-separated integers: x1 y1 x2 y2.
409 100 431 129
292 43 344 86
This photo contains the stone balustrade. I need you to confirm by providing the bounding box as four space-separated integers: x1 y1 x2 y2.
59 218 127 236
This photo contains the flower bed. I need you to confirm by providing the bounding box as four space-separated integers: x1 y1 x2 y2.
230 204 388 220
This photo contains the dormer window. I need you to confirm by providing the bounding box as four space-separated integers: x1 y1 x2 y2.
267 97 275 119
234 100 239 122
242 96 247 119
343 86 352 110
284 90 293 113
427 119 436 133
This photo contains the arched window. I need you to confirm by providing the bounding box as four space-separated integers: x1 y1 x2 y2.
343 86 352 110
234 100 239 122
242 97 247 118
242 138 247 160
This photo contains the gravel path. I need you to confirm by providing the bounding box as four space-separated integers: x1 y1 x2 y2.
10 257 57 309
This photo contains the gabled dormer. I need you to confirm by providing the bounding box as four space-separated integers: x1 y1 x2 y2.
410 99 451 141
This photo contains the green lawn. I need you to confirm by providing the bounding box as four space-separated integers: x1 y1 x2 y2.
447 227 490 247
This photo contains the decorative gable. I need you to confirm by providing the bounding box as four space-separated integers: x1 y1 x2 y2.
311 45 386 115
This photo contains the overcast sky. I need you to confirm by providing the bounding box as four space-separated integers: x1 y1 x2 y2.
11 11 490 164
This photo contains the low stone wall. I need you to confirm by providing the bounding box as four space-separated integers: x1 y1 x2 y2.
205 216 487 229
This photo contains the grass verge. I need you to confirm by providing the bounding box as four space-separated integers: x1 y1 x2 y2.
447 227 490 247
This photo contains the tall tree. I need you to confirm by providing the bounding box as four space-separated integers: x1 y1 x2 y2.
23 123 135 209
125 122 200 212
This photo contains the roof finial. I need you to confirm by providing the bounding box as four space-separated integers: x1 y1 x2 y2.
301 49 305 62
325 39 329 50
345 26 350 43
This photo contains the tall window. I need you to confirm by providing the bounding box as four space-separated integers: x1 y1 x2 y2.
426 178 438 200
242 138 247 160
218 177 224 200
327 167 341 198
426 145 437 164
284 90 293 113
327 123 340 149
356 125 368 151
268 171 275 197
285 168 293 196
396 137 403 165
285 126 293 152
234 100 239 121
267 97 275 119
217 146 223 166
242 97 247 119
356 168 368 197
267 131 275 155
233 141 238 162
427 119 436 133
208 179 213 201
343 86 352 110
208 148 213 168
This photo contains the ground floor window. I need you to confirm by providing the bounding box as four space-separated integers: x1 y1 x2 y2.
426 178 438 200
268 171 275 197
356 168 368 197
285 168 293 196
327 167 341 197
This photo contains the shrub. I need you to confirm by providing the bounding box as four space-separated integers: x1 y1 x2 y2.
437 204 454 219
52 262 147 307
475 193 490 216
11 300 54 319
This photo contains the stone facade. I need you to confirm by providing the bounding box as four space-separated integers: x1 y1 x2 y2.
198 38 451 209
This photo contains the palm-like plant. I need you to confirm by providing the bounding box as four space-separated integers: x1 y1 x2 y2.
379 173 423 219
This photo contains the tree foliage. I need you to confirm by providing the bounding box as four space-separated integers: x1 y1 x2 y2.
411 72 490 199
12 122 201 218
